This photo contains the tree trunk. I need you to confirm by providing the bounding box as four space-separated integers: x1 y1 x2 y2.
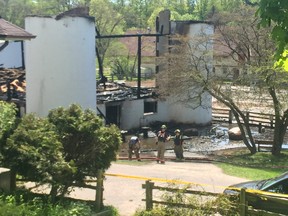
233 110 257 154
267 86 287 156
272 118 286 156
210 90 257 154
49 185 58 204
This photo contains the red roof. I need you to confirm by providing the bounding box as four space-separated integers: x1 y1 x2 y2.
0 18 36 40
119 30 156 57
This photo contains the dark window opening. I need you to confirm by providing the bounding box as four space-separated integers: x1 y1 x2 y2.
106 105 121 126
144 101 157 114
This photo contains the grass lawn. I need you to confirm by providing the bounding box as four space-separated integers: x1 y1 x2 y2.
212 148 288 180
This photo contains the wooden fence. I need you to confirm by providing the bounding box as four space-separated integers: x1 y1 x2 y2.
212 108 275 128
142 180 288 215
142 180 219 211
19 170 105 212
72 170 105 212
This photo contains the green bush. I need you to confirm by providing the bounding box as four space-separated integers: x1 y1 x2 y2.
0 101 18 162
0 103 121 202
4 114 74 198
0 193 93 216
48 104 122 178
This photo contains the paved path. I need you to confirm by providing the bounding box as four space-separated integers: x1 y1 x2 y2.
26 151 249 216
98 159 248 216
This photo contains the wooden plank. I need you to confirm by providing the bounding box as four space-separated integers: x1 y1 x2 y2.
255 140 273 152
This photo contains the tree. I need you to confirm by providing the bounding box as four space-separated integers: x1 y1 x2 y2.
157 5 288 155
33 0 89 15
110 55 137 80
257 0 288 60
0 0 89 27
0 0 37 27
90 0 125 82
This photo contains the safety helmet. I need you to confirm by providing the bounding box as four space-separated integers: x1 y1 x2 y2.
174 129 180 133
161 125 167 129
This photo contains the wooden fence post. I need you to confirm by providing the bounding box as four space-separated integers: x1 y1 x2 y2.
240 188 247 216
269 115 274 128
145 180 154 211
258 123 262 133
228 110 233 124
246 112 250 124
95 169 104 211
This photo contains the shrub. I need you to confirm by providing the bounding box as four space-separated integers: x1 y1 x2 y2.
48 104 122 182
3 114 75 198
0 193 93 216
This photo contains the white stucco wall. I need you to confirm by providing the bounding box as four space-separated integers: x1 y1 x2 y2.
165 22 213 126
25 16 96 116
0 41 22 68
166 93 211 124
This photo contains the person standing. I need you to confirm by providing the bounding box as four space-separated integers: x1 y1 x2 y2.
156 125 170 164
128 135 141 161
173 129 184 161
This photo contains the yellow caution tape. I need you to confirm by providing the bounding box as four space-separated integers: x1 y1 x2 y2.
105 173 226 189
105 173 288 199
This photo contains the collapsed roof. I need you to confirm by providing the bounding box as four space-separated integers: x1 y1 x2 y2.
97 81 156 103
0 68 155 103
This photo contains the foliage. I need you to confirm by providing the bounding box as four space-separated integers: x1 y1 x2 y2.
0 192 93 216
3 113 74 197
0 101 17 143
134 184 238 216
110 55 137 80
90 0 126 80
48 104 122 179
257 0 288 60
0 0 88 27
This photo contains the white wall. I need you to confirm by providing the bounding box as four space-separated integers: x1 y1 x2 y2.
166 93 211 125
99 96 211 131
0 41 22 68
25 16 96 116
165 22 213 125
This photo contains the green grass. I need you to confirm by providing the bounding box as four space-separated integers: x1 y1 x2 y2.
213 148 288 180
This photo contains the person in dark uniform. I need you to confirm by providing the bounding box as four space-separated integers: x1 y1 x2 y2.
173 129 184 161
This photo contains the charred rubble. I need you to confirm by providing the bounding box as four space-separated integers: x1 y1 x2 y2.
0 68 26 101
97 81 156 103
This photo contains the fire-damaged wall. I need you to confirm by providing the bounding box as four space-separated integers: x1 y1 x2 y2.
97 20 214 131
166 21 213 125
24 14 96 116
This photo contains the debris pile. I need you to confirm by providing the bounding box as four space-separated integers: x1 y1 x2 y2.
0 68 25 100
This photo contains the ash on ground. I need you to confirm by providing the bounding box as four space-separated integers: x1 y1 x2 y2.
120 123 288 158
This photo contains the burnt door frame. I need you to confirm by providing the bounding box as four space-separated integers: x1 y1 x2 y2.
105 104 121 127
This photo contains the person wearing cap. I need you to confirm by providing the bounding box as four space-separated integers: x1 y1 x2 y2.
156 124 170 164
174 129 184 161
